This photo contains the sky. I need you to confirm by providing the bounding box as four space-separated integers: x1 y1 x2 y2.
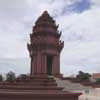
0 0 100 76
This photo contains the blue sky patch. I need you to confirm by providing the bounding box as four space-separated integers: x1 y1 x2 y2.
62 0 91 14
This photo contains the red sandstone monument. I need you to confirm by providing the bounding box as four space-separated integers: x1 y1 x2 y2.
0 11 81 100
27 11 63 78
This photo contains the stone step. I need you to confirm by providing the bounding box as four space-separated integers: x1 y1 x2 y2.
15 79 56 83
0 85 63 90
0 89 81 100
0 89 64 93
0 81 57 86
0 83 57 87
28 79 55 82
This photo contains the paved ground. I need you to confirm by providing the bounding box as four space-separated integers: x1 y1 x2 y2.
56 78 100 100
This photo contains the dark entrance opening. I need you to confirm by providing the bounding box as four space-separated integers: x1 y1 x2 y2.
47 56 53 75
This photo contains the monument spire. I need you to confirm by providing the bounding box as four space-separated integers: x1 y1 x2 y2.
32 10 61 38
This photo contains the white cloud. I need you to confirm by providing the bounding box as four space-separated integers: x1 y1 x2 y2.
91 0 100 7
58 1 100 75
0 0 100 75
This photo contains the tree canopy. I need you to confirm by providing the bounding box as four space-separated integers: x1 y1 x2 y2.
6 71 16 82
76 71 91 81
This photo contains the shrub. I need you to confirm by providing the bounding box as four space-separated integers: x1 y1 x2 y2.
76 71 91 81
6 71 16 82
0 74 3 81
18 74 28 80
96 78 100 83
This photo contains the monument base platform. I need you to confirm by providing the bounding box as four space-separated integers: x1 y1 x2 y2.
0 75 81 100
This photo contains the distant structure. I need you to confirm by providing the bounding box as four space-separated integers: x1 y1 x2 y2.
91 73 100 82
0 11 81 100
27 11 64 77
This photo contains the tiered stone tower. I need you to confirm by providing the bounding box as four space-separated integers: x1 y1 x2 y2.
0 11 81 100
27 11 64 77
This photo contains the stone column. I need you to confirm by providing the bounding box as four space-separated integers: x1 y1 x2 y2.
57 54 60 74
37 54 47 76
36 52 42 74
31 54 37 76
41 55 45 73
52 55 60 75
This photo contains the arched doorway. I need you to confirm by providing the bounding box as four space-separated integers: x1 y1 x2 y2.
47 56 53 75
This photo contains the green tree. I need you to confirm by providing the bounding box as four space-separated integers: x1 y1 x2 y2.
6 71 16 82
0 74 3 81
18 74 28 80
76 71 91 81
96 78 100 83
